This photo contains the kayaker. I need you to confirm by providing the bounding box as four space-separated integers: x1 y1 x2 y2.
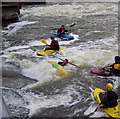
58 59 68 66
97 83 118 108
57 24 68 36
45 36 59 53
107 56 120 74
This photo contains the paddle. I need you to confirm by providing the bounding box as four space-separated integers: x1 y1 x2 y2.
69 23 76 28
41 39 63 55
58 58 79 68
87 107 99 117
66 23 76 33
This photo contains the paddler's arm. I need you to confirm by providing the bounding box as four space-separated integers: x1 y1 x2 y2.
97 105 101 108
57 28 61 36
108 64 114 70
97 93 106 109
97 103 103 108
97 100 109 108
109 64 114 69
102 65 112 71
64 29 68 34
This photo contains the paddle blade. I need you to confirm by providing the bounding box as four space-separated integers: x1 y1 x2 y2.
41 39 47 44
88 112 95 117
70 23 76 28
88 107 98 117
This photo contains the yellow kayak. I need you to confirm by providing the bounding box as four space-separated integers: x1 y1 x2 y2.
93 88 120 118
48 61 68 76
37 46 66 56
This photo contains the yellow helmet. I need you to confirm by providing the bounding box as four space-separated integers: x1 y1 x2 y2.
106 83 113 91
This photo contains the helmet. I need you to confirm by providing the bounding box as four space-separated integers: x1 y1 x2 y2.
115 56 120 60
106 83 113 91
50 36 54 39
61 24 64 27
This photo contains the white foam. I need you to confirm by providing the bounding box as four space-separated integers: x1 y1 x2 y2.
21 3 117 18
27 93 72 116
20 59 60 82
4 33 79 52
2 35 118 86
21 84 82 117
84 102 108 117
5 45 30 52
2 21 37 36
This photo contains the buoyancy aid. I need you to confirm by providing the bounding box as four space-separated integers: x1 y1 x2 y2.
114 63 120 70
110 63 120 73
50 40 59 51
62 28 65 32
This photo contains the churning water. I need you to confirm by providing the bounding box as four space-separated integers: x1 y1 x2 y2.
1 2 120 118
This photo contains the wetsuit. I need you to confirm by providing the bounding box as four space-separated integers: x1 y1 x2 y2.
99 91 118 108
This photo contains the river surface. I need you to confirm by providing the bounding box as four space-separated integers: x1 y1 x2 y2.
1 2 120 118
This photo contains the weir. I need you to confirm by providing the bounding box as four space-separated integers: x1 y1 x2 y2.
2 1 46 22
2 2 20 21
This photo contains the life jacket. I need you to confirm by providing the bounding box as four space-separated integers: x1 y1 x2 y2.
99 91 118 108
114 63 120 70
58 61 65 66
50 40 59 51
61 28 65 32
57 28 65 35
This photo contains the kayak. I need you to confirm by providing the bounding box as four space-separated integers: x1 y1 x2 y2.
48 61 68 76
93 88 120 118
37 46 66 56
90 69 120 77
53 32 74 40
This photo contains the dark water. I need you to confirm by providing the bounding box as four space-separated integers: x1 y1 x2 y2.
1 2 120 118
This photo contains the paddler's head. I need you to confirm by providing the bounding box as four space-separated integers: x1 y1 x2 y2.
106 83 113 91
50 36 55 41
64 59 68 65
114 56 120 63
61 24 64 28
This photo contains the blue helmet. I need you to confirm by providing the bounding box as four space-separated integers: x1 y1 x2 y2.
115 56 120 60
61 24 64 27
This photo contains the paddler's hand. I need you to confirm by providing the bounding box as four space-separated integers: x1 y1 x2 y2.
97 105 101 108
56 50 59 53
107 66 111 69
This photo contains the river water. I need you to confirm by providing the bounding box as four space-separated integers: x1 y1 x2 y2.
1 2 120 118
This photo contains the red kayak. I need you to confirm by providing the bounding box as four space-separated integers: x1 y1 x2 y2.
90 69 120 77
